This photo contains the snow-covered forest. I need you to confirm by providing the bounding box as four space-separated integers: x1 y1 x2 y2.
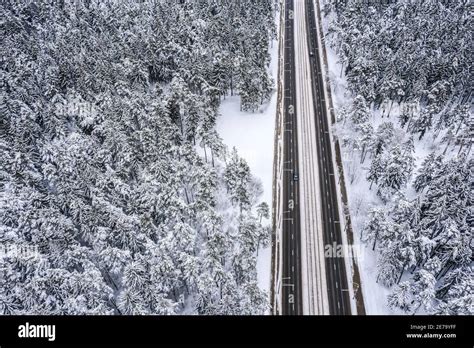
323 0 472 314
0 0 277 314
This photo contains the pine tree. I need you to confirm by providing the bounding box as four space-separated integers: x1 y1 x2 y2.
1 0 275 315
371 122 394 157
411 269 437 314
224 147 251 212
367 153 384 190
256 201 270 223
413 152 444 193
435 271 473 315
387 281 413 313
326 0 472 315
350 95 370 126
361 208 387 251
356 122 373 163
376 143 414 200
410 106 434 140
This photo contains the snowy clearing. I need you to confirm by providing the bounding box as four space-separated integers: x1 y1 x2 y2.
216 25 280 295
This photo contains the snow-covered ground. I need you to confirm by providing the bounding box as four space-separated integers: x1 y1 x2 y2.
216 20 280 296
323 43 392 315
318 1 390 315
318 0 454 314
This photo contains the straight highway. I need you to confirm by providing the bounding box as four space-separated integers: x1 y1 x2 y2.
277 0 352 315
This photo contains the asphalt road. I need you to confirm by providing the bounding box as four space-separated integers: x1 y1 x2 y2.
281 0 303 315
279 0 351 315
304 0 351 315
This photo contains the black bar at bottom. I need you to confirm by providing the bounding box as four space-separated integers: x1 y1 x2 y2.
0 315 471 346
